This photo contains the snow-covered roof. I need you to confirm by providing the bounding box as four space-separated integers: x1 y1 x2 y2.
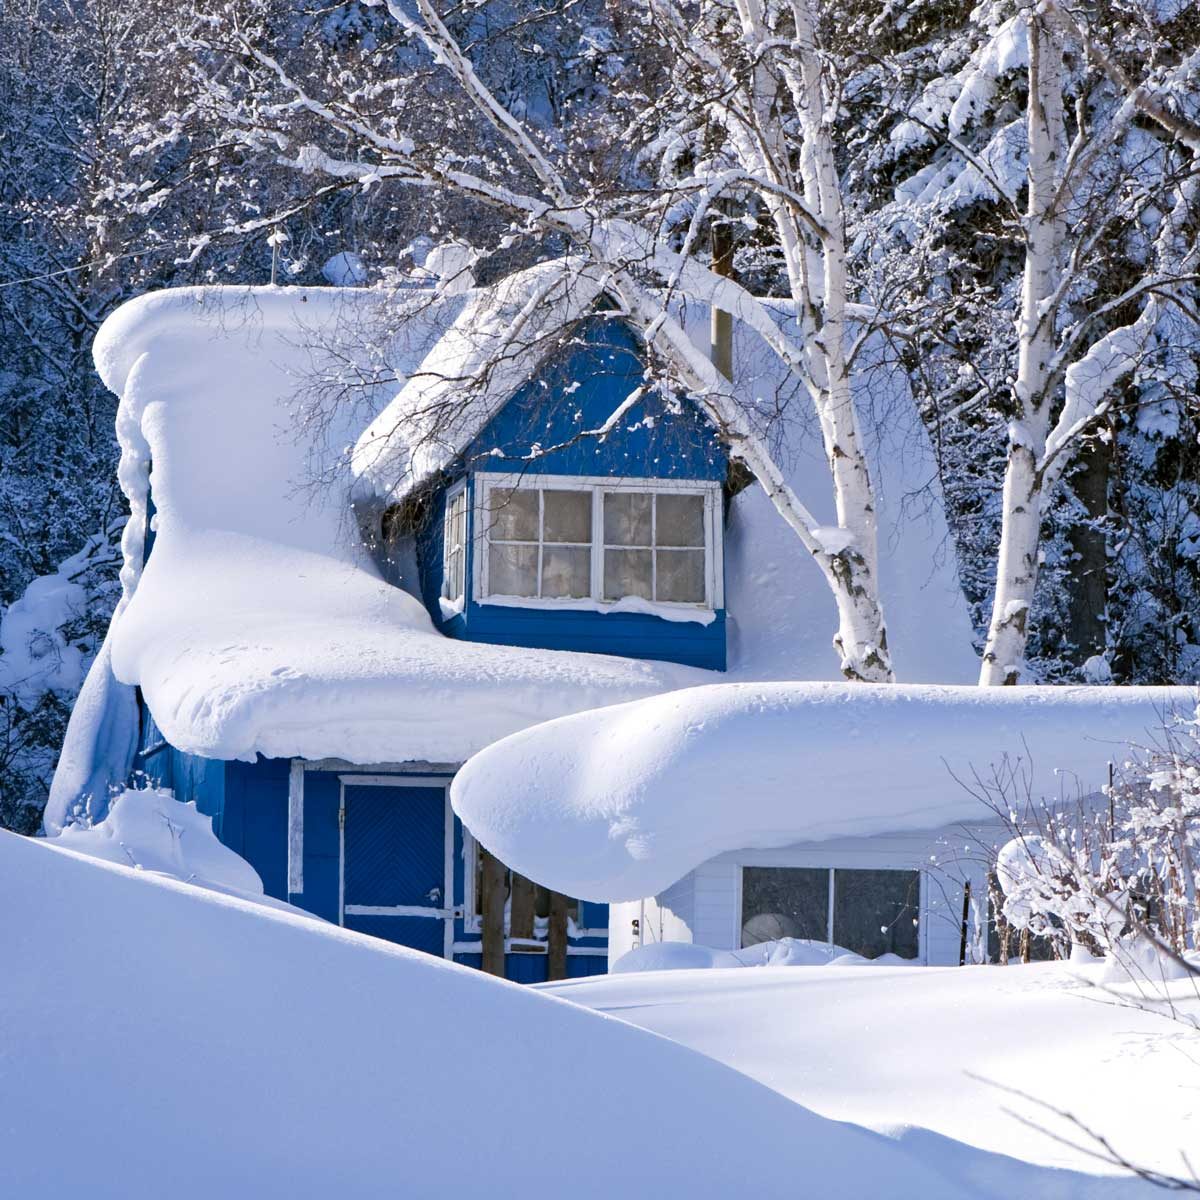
450 682 1198 901
352 257 607 502
46 285 697 830
51 269 980 829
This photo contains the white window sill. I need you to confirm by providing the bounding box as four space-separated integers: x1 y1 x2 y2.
439 596 465 620
476 592 717 626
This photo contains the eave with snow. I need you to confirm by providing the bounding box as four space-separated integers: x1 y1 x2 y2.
45 256 1077 981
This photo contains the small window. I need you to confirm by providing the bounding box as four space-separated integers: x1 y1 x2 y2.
741 866 920 960
477 475 716 612
442 487 467 604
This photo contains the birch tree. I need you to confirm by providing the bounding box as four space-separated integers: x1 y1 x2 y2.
979 5 1200 685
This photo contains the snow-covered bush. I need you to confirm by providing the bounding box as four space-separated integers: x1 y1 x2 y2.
984 705 1200 981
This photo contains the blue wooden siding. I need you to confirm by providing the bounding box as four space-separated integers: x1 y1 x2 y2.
418 318 728 670
133 732 611 980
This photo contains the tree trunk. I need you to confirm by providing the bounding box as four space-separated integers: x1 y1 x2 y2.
1066 438 1110 670
980 14 1066 685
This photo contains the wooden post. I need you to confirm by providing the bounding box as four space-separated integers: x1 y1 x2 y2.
547 891 569 982
958 880 972 966
480 848 508 978
510 872 535 942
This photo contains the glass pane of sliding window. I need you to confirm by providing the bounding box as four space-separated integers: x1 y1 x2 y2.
656 493 705 547
604 492 652 546
543 490 591 543
604 548 652 600
833 869 920 960
542 545 590 598
741 867 829 947
488 542 538 597
486 488 538 541
656 549 705 603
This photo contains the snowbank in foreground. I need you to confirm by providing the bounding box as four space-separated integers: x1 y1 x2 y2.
52 785 263 898
545 960 1200 1184
612 938 895 972
452 682 1196 901
0 829 1083 1199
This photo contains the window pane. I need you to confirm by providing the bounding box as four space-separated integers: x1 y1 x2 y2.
488 542 538 597
603 548 652 600
543 489 592 544
604 492 652 546
656 549 705 603
656 493 705 547
832 868 920 960
541 546 591 598
741 867 829 947
486 487 538 541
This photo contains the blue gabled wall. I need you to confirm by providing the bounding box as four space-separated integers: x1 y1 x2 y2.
418 318 728 670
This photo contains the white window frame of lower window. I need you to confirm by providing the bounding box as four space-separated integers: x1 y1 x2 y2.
440 481 468 614
473 472 723 616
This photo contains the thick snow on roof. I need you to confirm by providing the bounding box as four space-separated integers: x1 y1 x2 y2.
680 298 979 684
3 829 1023 1199
451 682 1197 901
352 256 607 501
47 286 696 830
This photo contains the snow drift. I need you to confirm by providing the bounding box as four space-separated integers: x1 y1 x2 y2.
451 682 1197 901
53 785 265 898
0 829 1065 1199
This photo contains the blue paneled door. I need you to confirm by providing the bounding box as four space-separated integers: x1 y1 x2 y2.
339 778 454 958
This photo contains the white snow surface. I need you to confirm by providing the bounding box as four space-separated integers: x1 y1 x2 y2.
47 286 698 830
612 937 894 972
0 828 1117 1199
452 683 1197 901
545 960 1198 1188
52 784 265 899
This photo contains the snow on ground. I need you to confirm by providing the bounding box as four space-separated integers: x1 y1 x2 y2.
0 829 1146 1200
543 960 1200 1186
452 682 1197 901
612 936 899 972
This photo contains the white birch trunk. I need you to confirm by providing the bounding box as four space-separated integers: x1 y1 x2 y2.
979 15 1066 685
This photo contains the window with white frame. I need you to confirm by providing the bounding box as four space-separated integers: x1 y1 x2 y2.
477 475 719 611
442 485 467 604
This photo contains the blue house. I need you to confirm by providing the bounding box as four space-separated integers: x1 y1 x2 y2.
48 260 980 979
52 268 733 983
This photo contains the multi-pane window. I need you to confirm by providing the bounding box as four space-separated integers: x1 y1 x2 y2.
485 487 593 599
602 491 706 605
442 486 467 604
740 866 921 960
477 476 717 610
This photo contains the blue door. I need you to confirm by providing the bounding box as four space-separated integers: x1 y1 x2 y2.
339 779 452 957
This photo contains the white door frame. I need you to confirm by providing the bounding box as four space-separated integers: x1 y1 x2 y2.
337 773 458 959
